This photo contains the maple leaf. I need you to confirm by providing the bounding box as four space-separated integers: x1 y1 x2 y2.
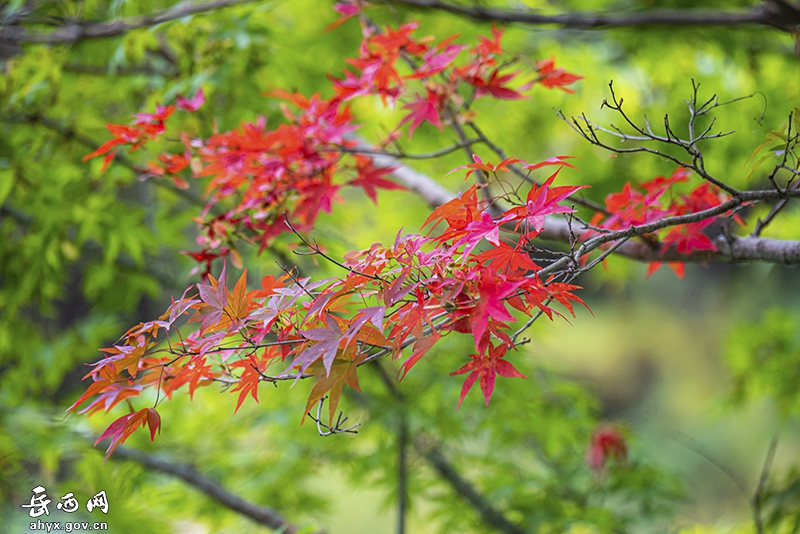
646 261 685 279
449 154 522 180
325 1 365 32
135 105 174 124
66 365 117 414
453 210 508 258
176 88 205 112
406 44 464 79
191 264 229 332
505 171 588 232
536 57 584 94
422 184 480 234
449 342 526 409
398 330 441 381
472 236 540 274
524 155 579 172
229 354 264 413
472 68 526 100
348 155 406 204
77 382 143 416
468 268 524 349
303 344 364 424
476 24 504 56
586 424 627 471
225 268 257 324
95 407 161 460
341 306 386 349
292 313 344 377
398 90 444 138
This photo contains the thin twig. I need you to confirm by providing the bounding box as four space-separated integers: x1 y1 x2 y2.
753 436 779 534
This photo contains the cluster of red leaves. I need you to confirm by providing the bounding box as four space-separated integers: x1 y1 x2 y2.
84 5 582 277
71 154 591 457
589 167 743 278
585 424 628 472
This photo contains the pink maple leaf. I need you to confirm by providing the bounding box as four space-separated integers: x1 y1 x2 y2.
468 268 523 349
176 88 205 112
399 90 443 138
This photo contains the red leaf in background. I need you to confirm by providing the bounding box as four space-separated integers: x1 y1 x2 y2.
536 57 584 93
586 424 627 471
406 44 464 79
449 342 526 408
476 24 504 56
646 261 685 279
448 154 522 180
524 155 579 172
473 68 526 100
176 88 205 112
326 2 364 32
348 155 405 204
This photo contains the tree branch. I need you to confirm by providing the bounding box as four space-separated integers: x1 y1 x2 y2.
110 445 318 534
414 441 527 534
382 0 800 33
360 138 800 265
753 436 779 534
370 362 526 534
0 0 260 44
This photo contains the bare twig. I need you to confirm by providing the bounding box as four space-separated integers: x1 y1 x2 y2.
673 432 750 498
307 396 361 436
753 436 779 534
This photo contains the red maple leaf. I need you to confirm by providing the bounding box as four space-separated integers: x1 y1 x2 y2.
348 155 406 204
468 268 524 349
176 88 205 112
398 90 444 138
472 68 526 100
536 57 584 94
586 424 628 471
449 342 526 408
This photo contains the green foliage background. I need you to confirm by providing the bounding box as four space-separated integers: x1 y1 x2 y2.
1 0 799 532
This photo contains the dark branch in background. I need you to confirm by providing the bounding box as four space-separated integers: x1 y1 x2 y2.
753 436 779 534
0 0 260 45
415 443 527 534
110 445 319 534
382 0 800 33
397 408 409 534
370 362 527 534
673 432 750 498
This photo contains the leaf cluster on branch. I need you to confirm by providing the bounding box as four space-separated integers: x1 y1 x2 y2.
64 2 800 468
